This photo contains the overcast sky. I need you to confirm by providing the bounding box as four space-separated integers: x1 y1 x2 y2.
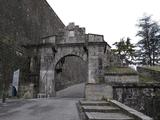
46 0 160 46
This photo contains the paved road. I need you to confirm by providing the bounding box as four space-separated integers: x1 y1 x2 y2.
0 83 86 120
0 98 81 120
0 84 85 120
56 83 85 98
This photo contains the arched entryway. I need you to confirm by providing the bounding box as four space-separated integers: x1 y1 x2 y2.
38 23 109 98
54 55 88 98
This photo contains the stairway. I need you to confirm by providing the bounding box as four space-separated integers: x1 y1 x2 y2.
78 100 153 120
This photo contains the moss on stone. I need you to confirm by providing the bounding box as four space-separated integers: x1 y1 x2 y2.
142 66 160 72
105 66 137 75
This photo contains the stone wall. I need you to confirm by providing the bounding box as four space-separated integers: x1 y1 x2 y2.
87 34 108 83
0 0 64 97
0 0 64 45
39 47 55 96
19 83 35 98
38 23 89 96
56 22 86 44
38 23 111 97
137 66 160 82
85 84 113 100
113 83 160 120
104 67 139 84
105 74 139 84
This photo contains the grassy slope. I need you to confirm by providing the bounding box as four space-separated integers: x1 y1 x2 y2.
143 66 160 72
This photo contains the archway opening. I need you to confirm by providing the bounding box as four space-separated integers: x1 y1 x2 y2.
54 55 87 98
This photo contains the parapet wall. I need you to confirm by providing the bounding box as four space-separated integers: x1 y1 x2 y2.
113 83 160 120
104 67 139 84
105 74 139 84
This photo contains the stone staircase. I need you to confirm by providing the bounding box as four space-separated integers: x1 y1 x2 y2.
78 100 153 120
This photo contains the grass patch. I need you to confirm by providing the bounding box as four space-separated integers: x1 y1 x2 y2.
143 66 160 72
105 66 137 74
139 74 155 83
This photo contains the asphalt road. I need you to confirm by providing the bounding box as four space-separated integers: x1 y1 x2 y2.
0 83 86 120
0 98 81 120
56 83 85 98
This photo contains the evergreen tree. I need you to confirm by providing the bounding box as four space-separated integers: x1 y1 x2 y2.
136 15 160 65
113 37 135 65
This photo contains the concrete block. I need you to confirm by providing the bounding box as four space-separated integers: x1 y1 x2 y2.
85 84 113 100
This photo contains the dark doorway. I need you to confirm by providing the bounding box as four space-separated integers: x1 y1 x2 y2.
55 55 87 98
12 86 17 96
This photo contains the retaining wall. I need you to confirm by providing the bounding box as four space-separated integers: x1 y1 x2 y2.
113 83 160 120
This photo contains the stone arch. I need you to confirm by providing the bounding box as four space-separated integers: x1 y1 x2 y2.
55 54 87 69
54 46 88 66
54 54 88 92
37 23 111 98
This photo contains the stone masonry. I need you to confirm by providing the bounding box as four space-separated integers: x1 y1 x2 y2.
113 83 160 120
28 22 112 97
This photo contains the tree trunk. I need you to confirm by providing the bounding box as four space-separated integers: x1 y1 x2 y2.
152 50 155 66
2 89 6 103
1 72 6 103
1 58 10 103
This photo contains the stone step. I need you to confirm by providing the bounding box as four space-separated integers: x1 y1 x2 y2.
80 101 110 106
78 100 152 120
82 105 120 113
85 112 134 120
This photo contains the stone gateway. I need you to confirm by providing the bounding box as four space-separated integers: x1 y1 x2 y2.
25 22 112 97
